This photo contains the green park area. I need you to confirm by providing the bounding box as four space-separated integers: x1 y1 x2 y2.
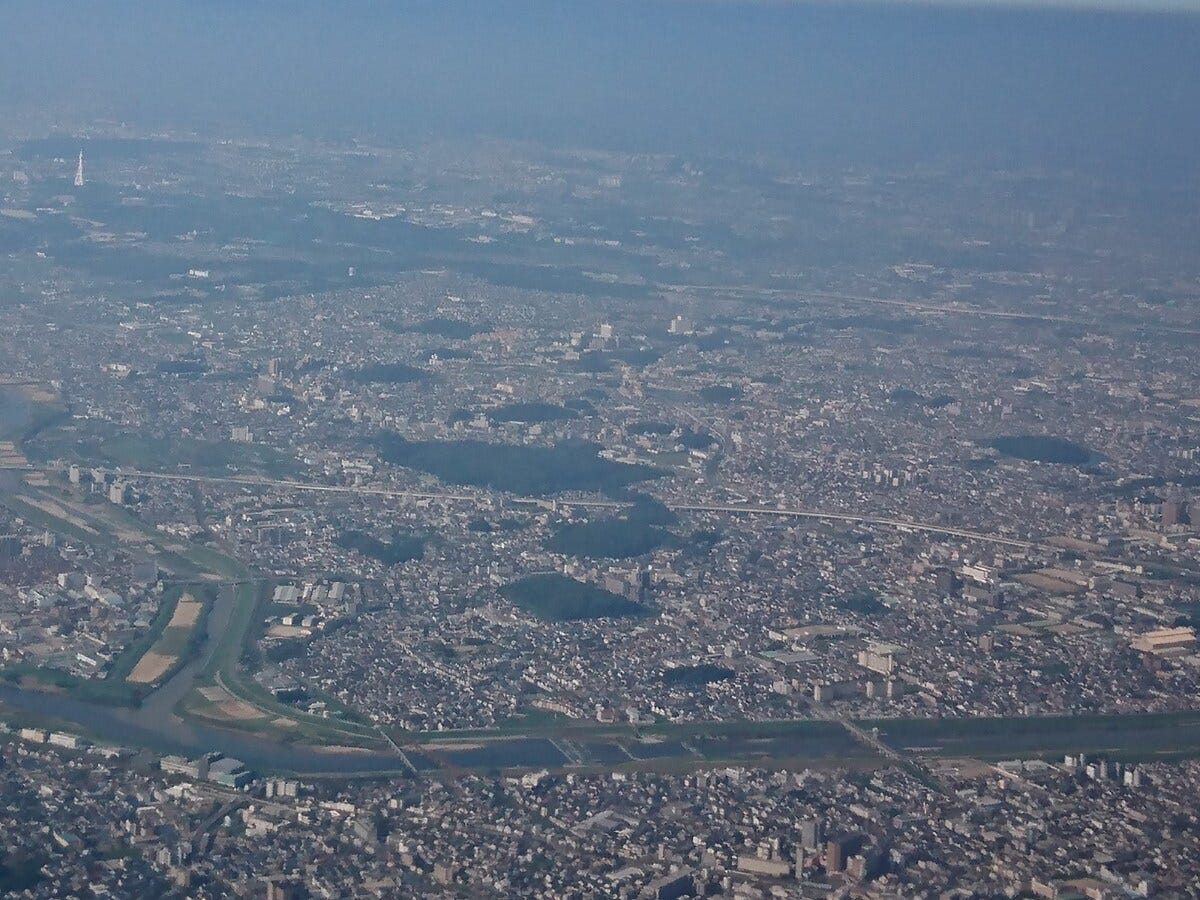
547 516 675 559
499 573 650 621
378 433 664 495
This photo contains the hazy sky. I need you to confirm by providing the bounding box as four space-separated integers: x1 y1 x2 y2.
668 1 1199 6
2 1 1197 173
858 0 1199 7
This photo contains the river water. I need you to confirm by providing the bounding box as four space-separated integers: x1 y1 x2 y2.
0 427 560 776
1 583 411 775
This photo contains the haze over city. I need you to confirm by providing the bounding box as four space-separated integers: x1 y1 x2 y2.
0 1 1198 897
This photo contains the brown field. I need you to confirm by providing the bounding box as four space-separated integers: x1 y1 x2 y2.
18 496 100 535
127 651 176 684
0 440 27 465
0 380 58 403
169 596 202 628
216 699 265 721
196 683 267 722
19 383 57 404
420 740 486 751
1015 573 1079 595
125 594 203 685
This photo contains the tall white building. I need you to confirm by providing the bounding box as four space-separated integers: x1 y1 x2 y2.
74 150 85 187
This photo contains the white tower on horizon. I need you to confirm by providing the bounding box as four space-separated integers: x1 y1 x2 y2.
74 150 85 188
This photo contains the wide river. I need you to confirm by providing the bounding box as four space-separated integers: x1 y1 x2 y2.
1 583 413 775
